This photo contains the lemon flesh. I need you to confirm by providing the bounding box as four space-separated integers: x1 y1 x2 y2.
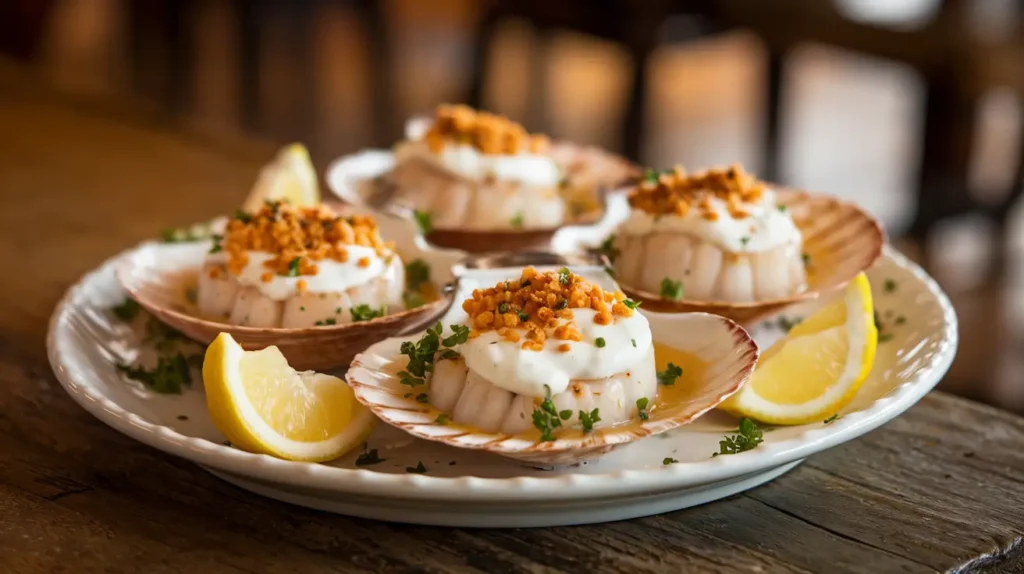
202 333 373 461
241 143 320 212
721 273 878 425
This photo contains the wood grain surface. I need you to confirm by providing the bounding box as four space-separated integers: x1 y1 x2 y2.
2 59 1023 573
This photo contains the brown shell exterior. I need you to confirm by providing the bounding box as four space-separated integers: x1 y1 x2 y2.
619 188 885 325
116 252 452 371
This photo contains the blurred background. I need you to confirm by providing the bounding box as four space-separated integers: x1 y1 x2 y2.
4 0 1024 411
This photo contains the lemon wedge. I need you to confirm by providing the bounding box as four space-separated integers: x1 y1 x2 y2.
202 333 374 461
720 273 878 425
241 143 320 211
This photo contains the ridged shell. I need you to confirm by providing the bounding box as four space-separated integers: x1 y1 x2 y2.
116 242 453 371
326 141 640 254
346 312 757 467
618 188 885 325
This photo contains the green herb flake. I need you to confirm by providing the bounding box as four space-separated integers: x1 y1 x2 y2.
777 205 788 212
554 299 568 311
516 310 530 322
657 363 683 386
314 318 337 327
595 337 606 348
232 209 252 223
435 414 450 425
112 298 141 322
208 234 224 254
355 448 385 466
558 267 571 285
802 253 811 266
579 408 601 432
598 235 620 264
405 259 431 291
878 333 895 343
498 302 509 314
884 278 898 293
823 414 839 424
532 385 564 442
663 457 679 465
622 299 641 310
286 257 301 277
740 236 750 247
894 315 906 325
413 210 432 235
716 417 763 455
350 304 386 322
636 397 650 421
660 278 684 301
510 212 525 228
777 315 802 333
116 352 193 394
406 461 428 474
631 338 637 348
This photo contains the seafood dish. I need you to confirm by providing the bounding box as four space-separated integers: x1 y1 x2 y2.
198 201 406 328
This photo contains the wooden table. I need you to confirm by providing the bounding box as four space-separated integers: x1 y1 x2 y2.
3 62 1024 574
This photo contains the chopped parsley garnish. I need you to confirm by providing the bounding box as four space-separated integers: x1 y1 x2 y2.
663 457 679 465
532 385 572 441
631 338 637 347
415 393 429 403
398 322 468 388
413 210 432 234
510 212 525 228
117 353 192 394
660 278 684 301
435 414 450 425
554 298 568 310
802 253 811 266
314 318 337 326
777 205 788 212
894 315 906 325
740 236 750 247
264 199 282 213
208 234 223 254
403 291 425 309
595 337 606 348
823 414 839 424
516 310 530 322
350 304 386 322
716 417 763 455
777 315 802 333
622 298 641 310
579 408 600 432
405 259 431 290
636 397 650 421
355 448 385 466
657 363 683 386
558 267 571 284
878 333 895 343
498 302 509 314
521 279 531 287
111 298 141 322
286 257 301 277
884 278 898 293
406 462 428 474
643 168 671 183
597 235 620 264
232 209 252 223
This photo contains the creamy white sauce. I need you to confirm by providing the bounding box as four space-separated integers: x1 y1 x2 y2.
206 245 389 301
617 188 801 253
403 117 562 187
456 309 653 398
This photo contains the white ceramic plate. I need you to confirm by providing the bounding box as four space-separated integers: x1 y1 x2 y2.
47 239 956 526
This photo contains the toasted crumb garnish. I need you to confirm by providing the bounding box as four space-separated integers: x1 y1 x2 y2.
221 201 393 278
424 104 549 156
629 164 767 221
461 267 633 351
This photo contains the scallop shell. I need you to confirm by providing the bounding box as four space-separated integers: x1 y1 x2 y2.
617 188 885 325
346 312 757 467
116 242 454 371
325 140 640 254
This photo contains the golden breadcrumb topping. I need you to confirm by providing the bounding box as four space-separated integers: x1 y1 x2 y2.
218 201 393 279
628 164 767 220
460 266 634 352
424 104 550 156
